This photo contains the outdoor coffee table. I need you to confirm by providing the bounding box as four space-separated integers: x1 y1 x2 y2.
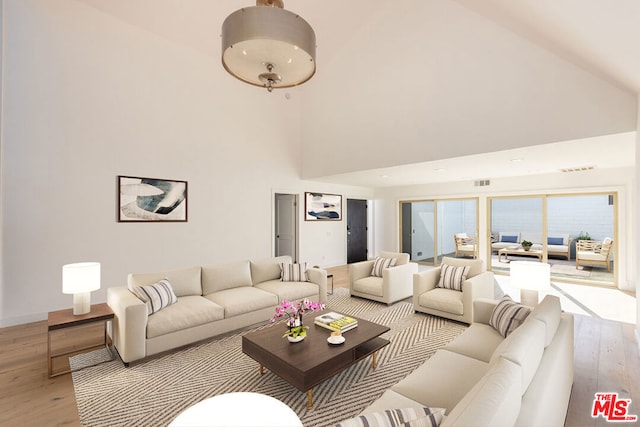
242 311 390 410
498 247 543 262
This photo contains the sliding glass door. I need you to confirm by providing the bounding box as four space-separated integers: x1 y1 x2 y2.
400 198 478 265
489 192 616 285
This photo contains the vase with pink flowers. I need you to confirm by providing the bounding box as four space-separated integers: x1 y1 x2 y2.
271 298 325 342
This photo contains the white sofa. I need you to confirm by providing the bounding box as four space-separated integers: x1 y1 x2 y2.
350 251 419 304
492 231 572 259
107 256 327 365
359 295 574 426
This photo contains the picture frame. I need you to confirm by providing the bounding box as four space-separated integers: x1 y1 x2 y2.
305 192 342 221
118 175 188 222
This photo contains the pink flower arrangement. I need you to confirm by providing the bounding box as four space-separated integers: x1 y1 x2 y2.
271 298 325 338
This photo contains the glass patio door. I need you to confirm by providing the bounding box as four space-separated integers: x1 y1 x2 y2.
400 198 478 265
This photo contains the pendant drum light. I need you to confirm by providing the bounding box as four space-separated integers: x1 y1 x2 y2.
221 0 316 92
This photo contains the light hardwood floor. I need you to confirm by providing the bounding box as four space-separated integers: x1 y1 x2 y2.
1 265 638 426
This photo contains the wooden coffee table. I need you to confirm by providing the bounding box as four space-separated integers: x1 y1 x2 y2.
242 311 390 410
498 247 542 262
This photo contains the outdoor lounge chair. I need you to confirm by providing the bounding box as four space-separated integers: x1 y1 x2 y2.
454 233 477 258
576 237 613 272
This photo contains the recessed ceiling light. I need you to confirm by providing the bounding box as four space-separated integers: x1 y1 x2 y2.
510 158 523 163
380 175 389 179
434 168 446 172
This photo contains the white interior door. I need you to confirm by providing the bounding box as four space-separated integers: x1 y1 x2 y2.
275 193 297 261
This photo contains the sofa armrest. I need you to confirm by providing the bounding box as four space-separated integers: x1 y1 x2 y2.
307 267 328 304
473 298 500 325
349 260 375 291
412 268 441 307
382 262 419 303
107 286 148 364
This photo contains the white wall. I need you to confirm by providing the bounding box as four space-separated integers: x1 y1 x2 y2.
301 0 637 179
374 167 636 291
0 1 371 326
636 93 640 344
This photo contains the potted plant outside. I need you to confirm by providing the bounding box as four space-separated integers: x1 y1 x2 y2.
521 240 533 251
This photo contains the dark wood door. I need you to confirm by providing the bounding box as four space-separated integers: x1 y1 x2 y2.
347 199 368 263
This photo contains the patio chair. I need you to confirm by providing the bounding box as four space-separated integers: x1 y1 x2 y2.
454 233 477 258
576 237 613 272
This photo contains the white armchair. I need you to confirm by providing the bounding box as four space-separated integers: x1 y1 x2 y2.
413 256 494 324
350 251 418 304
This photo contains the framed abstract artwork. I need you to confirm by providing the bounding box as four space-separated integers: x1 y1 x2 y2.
118 176 188 222
305 192 342 221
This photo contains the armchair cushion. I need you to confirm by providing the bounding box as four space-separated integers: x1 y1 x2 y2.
419 288 463 315
489 295 531 338
279 262 309 282
353 276 384 297
372 257 397 277
437 264 470 291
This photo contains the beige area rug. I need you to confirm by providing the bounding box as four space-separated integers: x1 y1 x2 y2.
71 289 467 427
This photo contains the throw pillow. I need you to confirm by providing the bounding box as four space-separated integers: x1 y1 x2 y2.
279 262 309 282
371 257 397 277
547 237 564 245
335 407 445 427
489 295 531 337
131 278 178 315
500 235 518 243
436 264 470 291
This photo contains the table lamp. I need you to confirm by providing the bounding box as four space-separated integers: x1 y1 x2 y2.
62 262 101 315
509 261 550 307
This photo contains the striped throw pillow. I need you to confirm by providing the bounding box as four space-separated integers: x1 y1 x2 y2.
371 257 397 277
436 264 470 291
131 278 178 315
279 262 309 282
335 406 445 427
490 295 531 337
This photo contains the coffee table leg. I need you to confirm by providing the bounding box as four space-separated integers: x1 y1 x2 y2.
307 390 313 410
372 351 378 369
259 364 264 375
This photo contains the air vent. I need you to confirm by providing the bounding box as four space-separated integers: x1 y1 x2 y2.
474 179 490 187
560 165 595 173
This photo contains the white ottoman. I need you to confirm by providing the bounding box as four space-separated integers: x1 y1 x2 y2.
169 392 302 427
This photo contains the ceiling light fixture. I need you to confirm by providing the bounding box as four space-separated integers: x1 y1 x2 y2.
221 0 316 92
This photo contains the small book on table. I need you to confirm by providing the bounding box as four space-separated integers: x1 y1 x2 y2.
314 312 358 332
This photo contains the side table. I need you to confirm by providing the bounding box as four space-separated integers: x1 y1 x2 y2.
47 302 115 378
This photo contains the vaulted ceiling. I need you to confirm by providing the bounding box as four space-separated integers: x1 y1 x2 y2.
76 0 638 186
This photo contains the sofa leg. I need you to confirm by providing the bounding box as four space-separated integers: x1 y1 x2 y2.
124 362 130 368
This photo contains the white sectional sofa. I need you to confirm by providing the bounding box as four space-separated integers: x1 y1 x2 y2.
107 256 327 365
492 231 572 259
359 295 574 426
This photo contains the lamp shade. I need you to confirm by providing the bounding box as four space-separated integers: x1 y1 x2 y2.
221 4 316 91
62 262 101 294
509 261 550 291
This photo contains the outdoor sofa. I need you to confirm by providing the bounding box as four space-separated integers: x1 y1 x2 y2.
492 231 572 259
